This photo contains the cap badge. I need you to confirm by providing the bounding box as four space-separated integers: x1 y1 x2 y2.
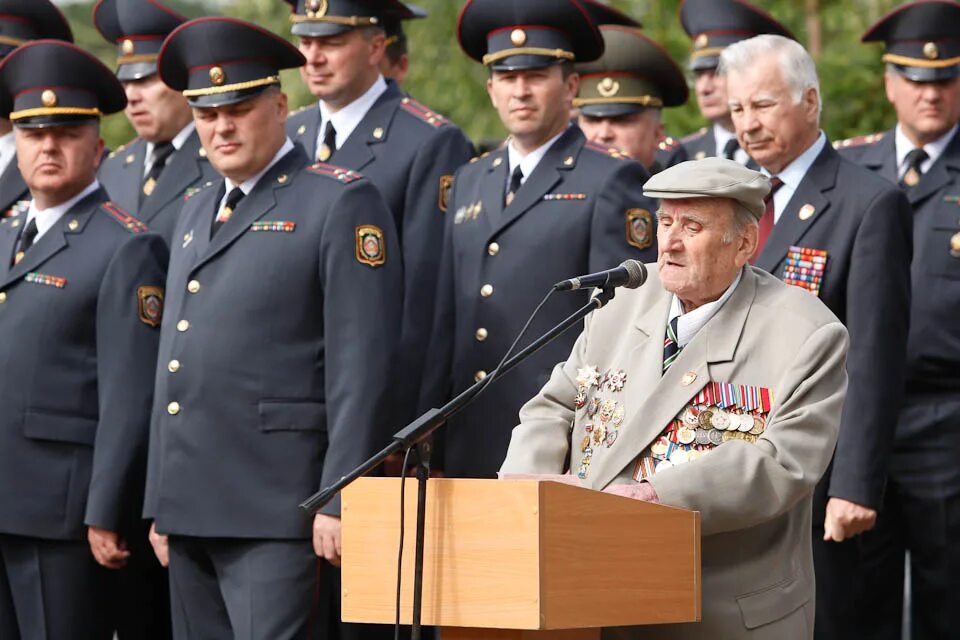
306 0 327 17
209 66 225 86
121 39 135 56
598 77 620 98
923 42 939 60
510 29 527 47
41 90 58 108
695 34 709 49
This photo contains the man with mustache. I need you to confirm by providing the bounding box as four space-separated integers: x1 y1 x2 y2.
721 34 913 640
418 0 658 481
94 0 217 245
837 2 960 637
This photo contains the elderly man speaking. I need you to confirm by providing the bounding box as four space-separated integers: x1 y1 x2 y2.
501 158 847 639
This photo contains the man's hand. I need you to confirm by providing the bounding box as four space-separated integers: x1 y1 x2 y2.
313 514 342 567
823 497 877 542
148 521 169 568
603 482 660 503
88 526 130 569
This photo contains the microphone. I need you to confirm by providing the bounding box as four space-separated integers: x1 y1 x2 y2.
553 259 648 292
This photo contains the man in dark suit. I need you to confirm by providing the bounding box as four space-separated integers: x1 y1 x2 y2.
145 17 403 639
837 3 960 638
721 34 913 640
418 0 659 479
284 0 474 420
0 41 168 640
677 0 794 165
95 0 217 244
0 1 74 216
575 0 689 175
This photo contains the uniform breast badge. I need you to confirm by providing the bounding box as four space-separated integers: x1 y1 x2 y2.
782 246 827 297
574 366 627 479
137 286 164 327
355 225 386 267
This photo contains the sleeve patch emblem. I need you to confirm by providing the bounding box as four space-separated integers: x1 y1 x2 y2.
438 175 454 213
138 286 164 327
626 209 653 250
356 225 386 267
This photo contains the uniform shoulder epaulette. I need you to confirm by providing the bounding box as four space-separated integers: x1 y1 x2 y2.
834 132 885 149
468 150 492 164
584 141 630 160
100 201 149 233
184 180 216 201
307 162 364 184
399 97 449 128
3 200 29 219
289 103 313 117
107 137 141 160
680 127 708 144
658 136 681 152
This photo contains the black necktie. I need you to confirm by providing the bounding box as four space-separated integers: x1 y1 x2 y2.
318 121 336 162
662 317 681 373
12 217 38 266
212 187 245 237
141 142 175 203
900 148 929 189
505 165 523 207
722 138 740 160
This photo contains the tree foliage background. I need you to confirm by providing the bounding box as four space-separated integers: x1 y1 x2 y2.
57 0 907 150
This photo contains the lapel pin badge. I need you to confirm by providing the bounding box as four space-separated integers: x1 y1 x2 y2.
798 204 816 221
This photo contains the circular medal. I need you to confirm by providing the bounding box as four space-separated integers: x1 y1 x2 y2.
711 410 731 431
677 426 696 445
750 415 766 435
708 429 724 446
698 409 715 428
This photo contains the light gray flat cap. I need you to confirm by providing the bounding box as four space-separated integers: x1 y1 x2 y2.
643 157 771 219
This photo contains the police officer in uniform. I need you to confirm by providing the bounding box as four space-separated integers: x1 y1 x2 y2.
0 0 73 216
95 0 217 244
837 3 960 637
379 2 426 84
721 34 913 640
678 0 794 165
418 0 659 479
145 17 402 639
576 1 689 175
284 0 474 420
0 40 168 640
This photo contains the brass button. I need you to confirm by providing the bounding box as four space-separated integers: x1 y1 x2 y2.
475 327 488 342
176 319 190 332
474 370 488 382
168 359 181 373
187 280 200 294
487 242 500 256
167 401 181 415
0 292 6 303
480 284 494 298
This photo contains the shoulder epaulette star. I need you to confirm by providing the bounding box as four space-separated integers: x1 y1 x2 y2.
107 138 141 160
584 141 630 160
100 201 148 233
289 103 312 117
307 163 364 184
469 150 492 164
680 127 708 144
399 97 449 128
658 136 681 152
834 132 885 149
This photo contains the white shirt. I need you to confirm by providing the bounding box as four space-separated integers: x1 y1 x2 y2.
0 131 15 176
26 180 101 242
143 122 196 178
668 268 743 348
217 138 295 214
316 75 388 156
894 123 957 181
506 127 568 186
713 124 750 166
762 132 826 223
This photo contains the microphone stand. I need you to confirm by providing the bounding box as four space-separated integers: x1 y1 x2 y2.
300 286 617 639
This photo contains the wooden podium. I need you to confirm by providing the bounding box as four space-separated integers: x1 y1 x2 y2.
341 478 700 639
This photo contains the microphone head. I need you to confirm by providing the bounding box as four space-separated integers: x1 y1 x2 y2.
620 260 648 289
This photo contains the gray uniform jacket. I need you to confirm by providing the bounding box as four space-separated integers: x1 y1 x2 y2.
0 188 168 540
0 159 27 215
98 131 217 244
418 125 659 477
288 82 475 418
144 145 403 537
502 266 849 640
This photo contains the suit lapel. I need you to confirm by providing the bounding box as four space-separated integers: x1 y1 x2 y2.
588 270 757 490
857 129 897 184
139 131 205 223
330 83 401 173
910 129 960 206
193 146 306 271
0 212 22 278
755 145 836 273
0 159 27 212
478 149 507 233
2 189 103 288
292 105 321 161
112 139 148 212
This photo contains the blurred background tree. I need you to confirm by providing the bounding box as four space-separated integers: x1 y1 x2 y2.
56 0 905 149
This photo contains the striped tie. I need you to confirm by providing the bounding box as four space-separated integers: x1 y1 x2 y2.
663 317 681 373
